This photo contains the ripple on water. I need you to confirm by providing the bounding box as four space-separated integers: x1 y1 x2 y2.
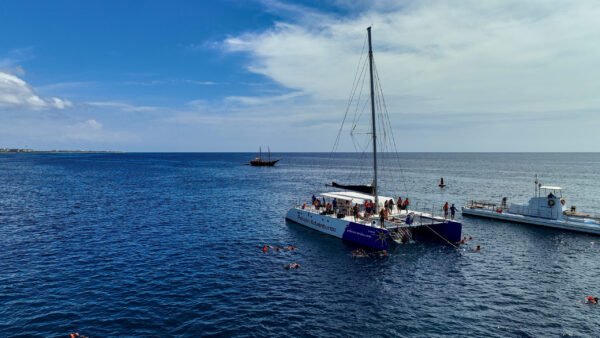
1 153 600 336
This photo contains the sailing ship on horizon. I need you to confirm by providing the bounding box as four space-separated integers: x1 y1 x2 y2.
249 146 279 167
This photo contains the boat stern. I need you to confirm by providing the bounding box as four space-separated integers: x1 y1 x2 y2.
412 220 463 244
342 222 390 251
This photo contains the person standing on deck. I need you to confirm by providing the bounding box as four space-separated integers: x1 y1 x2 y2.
332 198 337 213
397 197 403 213
450 204 457 220
379 208 386 228
402 198 410 210
443 202 449 219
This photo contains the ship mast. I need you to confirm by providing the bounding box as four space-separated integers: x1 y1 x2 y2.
367 26 379 215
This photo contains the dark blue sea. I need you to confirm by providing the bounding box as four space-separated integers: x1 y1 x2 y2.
1 153 599 337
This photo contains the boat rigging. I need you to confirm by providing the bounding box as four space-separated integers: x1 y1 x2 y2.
285 27 463 250
249 146 279 167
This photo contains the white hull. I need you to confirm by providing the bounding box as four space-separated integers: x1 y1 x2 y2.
285 207 392 250
286 205 463 248
285 208 351 239
462 207 600 235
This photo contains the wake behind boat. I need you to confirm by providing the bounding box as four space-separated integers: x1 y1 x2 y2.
285 27 462 250
462 177 600 235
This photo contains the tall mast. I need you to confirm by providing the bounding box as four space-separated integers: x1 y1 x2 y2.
367 26 379 215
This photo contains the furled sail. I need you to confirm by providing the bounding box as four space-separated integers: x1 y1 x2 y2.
330 181 374 195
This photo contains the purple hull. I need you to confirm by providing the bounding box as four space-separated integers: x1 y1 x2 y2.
286 208 462 249
411 220 462 244
342 222 389 250
285 208 390 250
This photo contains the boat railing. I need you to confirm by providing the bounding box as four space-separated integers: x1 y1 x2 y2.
294 201 354 217
465 199 566 220
293 199 456 226
408 201 457 224
466 200 499 210
563 209 600 221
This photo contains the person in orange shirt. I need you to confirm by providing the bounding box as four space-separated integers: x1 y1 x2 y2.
443 202 449 219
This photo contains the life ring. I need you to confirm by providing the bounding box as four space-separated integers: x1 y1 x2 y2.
560 199 566 206
548 199 556 207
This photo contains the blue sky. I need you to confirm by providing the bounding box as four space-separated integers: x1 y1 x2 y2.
1 0 600 151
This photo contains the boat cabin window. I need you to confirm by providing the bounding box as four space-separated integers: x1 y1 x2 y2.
540 186 562 198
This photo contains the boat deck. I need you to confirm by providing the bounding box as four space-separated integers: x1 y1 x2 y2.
298 204 449 229
563 211 600 221
462 205 600 235
465 200 600 222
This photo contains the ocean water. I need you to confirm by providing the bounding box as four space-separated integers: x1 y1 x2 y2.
0 152 599 337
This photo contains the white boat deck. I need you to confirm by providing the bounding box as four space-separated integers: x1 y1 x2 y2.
297 204 449 230
462 205 600 235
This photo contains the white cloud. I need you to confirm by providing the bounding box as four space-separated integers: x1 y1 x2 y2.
0 115 138 150
224 91 305 105
37 81 96 92
79 119 103 130
223 0 600 118
0 72 72 110
123 79 216 86
12 65 26 76
0 47 33 71
185 99 210 110
86 101 159 112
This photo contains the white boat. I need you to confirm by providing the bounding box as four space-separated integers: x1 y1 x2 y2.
462 179 600 235
285 27 462 250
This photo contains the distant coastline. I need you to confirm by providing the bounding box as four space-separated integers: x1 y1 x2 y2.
0 148 121 154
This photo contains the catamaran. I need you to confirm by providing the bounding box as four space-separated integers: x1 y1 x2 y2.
285 27 462 250
462 177 600 235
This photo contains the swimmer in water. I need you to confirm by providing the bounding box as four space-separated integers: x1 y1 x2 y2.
352 248 368 258
461 236 474 244
286 245 297 251
474 245 481 252
70 334 88 338
262 245 268 253
586 296 598 304
284 263 301 269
